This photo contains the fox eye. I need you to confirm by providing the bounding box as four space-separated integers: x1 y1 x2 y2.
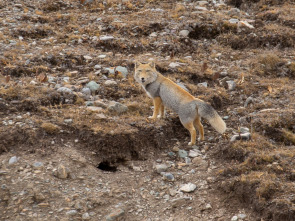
146 70 151 72
137 70 142 72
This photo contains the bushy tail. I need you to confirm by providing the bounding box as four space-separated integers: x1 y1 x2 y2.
195 99 226 134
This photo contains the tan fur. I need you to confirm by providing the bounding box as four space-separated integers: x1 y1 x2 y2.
134 62 226 145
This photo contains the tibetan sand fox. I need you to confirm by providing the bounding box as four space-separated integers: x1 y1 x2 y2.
134 61 226 146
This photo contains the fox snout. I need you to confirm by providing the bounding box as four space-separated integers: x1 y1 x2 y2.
141 77 145 83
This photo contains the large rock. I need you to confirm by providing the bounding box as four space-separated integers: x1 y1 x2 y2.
86 81 100 93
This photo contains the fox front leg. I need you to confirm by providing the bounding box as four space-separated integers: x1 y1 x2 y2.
148 97 162 120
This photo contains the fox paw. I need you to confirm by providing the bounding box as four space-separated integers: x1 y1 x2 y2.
188 142 195 146
198 137 204 141
148 116 157 120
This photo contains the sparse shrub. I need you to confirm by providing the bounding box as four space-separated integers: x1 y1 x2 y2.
40 122 60 134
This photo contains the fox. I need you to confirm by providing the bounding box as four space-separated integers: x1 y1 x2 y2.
134 61 226 146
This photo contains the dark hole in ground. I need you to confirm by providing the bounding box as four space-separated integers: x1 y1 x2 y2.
97 161 117 172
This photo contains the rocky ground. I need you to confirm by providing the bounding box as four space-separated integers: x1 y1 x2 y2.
0 0 295 220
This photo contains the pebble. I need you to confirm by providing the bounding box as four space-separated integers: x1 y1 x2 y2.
240 127 249 134
33 162 44 168
178 149 188 158
66 210 78 216
82 212 90 220
169 62 180 69
149 32 157 37
180 183 197 193
108 102 128 114
229 18 239 24
162 172 175 181
87 106 103 112
230 132 251 142
198 82 208 88
86 81 100 93
226 80 236 90
56 164 68 179
94 64 102 69
64 119 73 124
9 156 19 165
179 30 190 37
99 36 115 41
115 66 128 78
81 87 91 96
57 87 73 94
238 214 247 219
104 80 117 86
155 164 168 174
189 149 201 158
105 208 125 221
195 6 208 11
98 55 107 59
84 55 92 60
167 152 176 158
244 96 253 107
231 215 238 221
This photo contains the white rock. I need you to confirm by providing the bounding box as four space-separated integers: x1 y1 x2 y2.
149 32 157 37
104 80 117 86
169 62 180 68
87 106 103 112
189 149 201 158
9 156 19 165
98 55 107 59
180 183 197 193
197 82 208 88
99 36 114 41
84 55 92 60
179 30 190 37
231 215 238 221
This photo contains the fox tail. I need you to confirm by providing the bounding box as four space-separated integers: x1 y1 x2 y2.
195 99 226 134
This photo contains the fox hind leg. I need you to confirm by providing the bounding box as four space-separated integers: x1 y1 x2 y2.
182 121 197 146
158 103 165 119
149 97 162 120
194 117 204 141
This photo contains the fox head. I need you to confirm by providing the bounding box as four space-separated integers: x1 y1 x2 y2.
134 62 158 86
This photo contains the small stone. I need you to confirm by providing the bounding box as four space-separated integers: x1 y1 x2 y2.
81 87 91 96
238 214 247 219
155 164 168 174
98 55 107 59
66 210 78 216
162 173 175 181
197 82 208 88
104 80 117 86
170 197 191 207
230 132 251 142
178 149 188 158
94 100 107 108
86 81 100 93
99 36 114 41
205 203 212 210
56 164 68 179
87 106 103 112
105 208 125 221
226 80 236 90
240 127 249 134
169 62 180 69
231 215 238 221
189 149 201 158
115 66 128 78
184 157 191 164
94 65 102 69
84 55 92 60
229 18 239 24
64 119 73 124
33 162 44 168
9 156 19 165
149 32 157 37
180 183 197 193
172 146 179 152
168 152 176 158
239 21 254 29
82 212 90 220
108 102 128 114
223 116 229 120
179 30 190 37
244 96 253 107
195 6 208 11
57 87 73 94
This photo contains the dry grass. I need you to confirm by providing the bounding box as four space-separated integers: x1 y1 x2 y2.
40 122 60 134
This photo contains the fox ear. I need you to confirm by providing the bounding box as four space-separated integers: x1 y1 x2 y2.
134 61 141 69
148 61 155 68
